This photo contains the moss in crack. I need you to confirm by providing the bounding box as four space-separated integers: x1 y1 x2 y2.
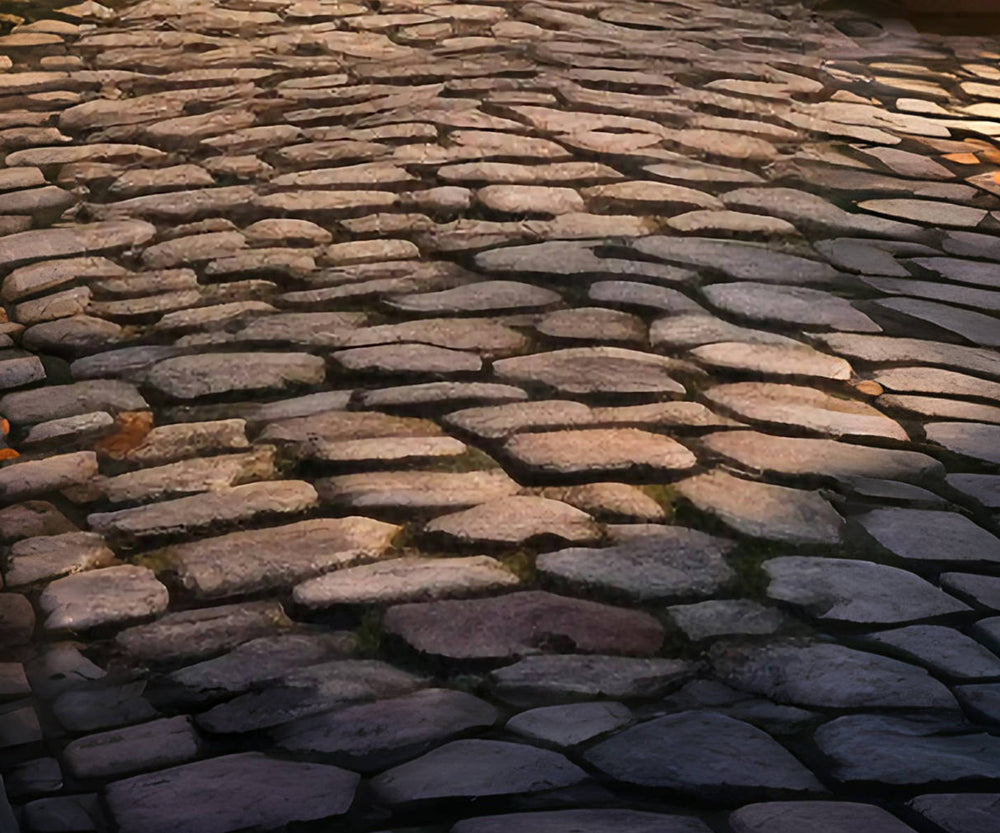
500 548 537 585
423 446 501 473
639 483 679 522
355 609 385 657
724 540 783 602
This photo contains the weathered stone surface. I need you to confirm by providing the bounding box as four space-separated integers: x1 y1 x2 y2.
490 655 694 706
115 601 289 664
318 470 519 512
729 802 919 833
39 566 169 632
668 600 787 641
273 688 497 770
294 556 518 607
88 481 318 544
702 282 881 333
445 400 594 440
704 383 907 440
537 526 734 602
161 517 399 598
925 422 1000 465
0 380 146 425
0 221 156 270
424 496 600 546
815 715 1000 784
506 701 631 747
453 810 711 833
675 470 844 544
370 739 587 805
146 353 325 399
504 428 695 475
858 508 1000 565
384 591 663 660
908 793 1000 833
584 712 823 800
106 753 359 833
702 431 943 483
941 572 1000 611
388 280 561 313
64 716 200 780
862 625 1000 681
0 501 76 543
5 531 115 588
765 557 968 624
690 342 852 380
711 642 956 709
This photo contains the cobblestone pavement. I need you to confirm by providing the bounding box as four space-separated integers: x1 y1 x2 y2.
0 0 999 830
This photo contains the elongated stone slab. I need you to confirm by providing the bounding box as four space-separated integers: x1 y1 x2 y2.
504 428 696 475
857 508 1000 565
39 566 169 632
146 353 325 399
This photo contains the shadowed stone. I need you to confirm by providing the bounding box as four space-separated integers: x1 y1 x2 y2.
668 600 787 641
63 716 200 780
925 422 1000 465
106 753 359 833
146 353 325 399
506 701 631 747
39 566 169 632
454 810 711 833
584 712 823 801
370 739 588 805
730 801 919 833
5 532 115 588
318 470 520 512
862 625 1000 681
384 591 663 660
857 508 1000 565
908 793 1000 833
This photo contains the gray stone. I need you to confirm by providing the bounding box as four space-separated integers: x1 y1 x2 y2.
384 591 664 660
490 655 695 706
63 716 200 780
424 497 600 546
146 353 325 399
764 556 968 624
504 428 695 476
0 380 146 426
940 572 1000 610
908 793 1000 833
387 280 561 313
106 753 359 833
273 688 497 770
51 684 159 734
675 470 844 544
39 566 169 632
5 531 115 588
711 642 956 709
537 527 734 602
863 625 1000 681
584 712 823 800
874 298 1000 349
925 422 1000 465
857 508 1000 565
0 452 99 504
506 701 631 747
370 739 587 805
730 801 919 833
668 600 787 641
702 282 880 333
21 794 105 832
815 715 1000 784
690 342 852 380
452 810 712 833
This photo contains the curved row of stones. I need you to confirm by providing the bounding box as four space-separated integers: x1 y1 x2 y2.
0 0 999 831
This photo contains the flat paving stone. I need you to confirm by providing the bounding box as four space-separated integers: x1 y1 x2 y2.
764 556 969 624
729 801 919 833
146 353 326 399
386 280 561 313
445 400 594 440
862 625 1000 681
318 470 520 512
506 701 631 747
651 314 800 349
924 422 1000 465
940 572 1000 610
5 531 115 588
908 793 1000 833
702 282 881 333
162 516 399 598
384 591 664 660
689 342 852 380
106 753 359 833
424 496 600 546
858 198 987 228
273 688 497 771
815 715 1000 784
537 307 646 343
294 556 519 607
0 451 100 505
667 600 787 641
489 655 695 706
493 347 687 397
675 470 844 544
371 739 588 805
63 716 200 780
810 334 1000 379
39 566 169 632
704 382 908 440
874 298 1000 349
702 431 943 483
857 508 1000 565
584 711 823 801
536 526 734 602
711 642 956 709
504 428 696 476
452 809 712 833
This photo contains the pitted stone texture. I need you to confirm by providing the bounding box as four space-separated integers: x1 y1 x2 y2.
711 642 956 709
816 715 1000 785
384 591 663 660
370 739 587 805
537 526 734 602
106 753 359 833
908 793 1000 833
925 422 1000 465
493 347 687 397
0 452 99 504
294 556 518 607
387 280 561 313
146 353 326 399
318 470 520 512
453 810 712 833
5 532 115 588
857 508 1000 565
490 655 694 706
584 712 823 801
668 600 787 641
161 516 399 598
862 625 1000 681
704 383 907 440
504 428 696 476
702 282 881 333
39 566 169 632
689 342 852 380
424 496 600 546
273 688 498 771
729 802 919 833
675 471 844 544
63 716 200 780
702 431 943 483
506 701 631 747
764 557 969 624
